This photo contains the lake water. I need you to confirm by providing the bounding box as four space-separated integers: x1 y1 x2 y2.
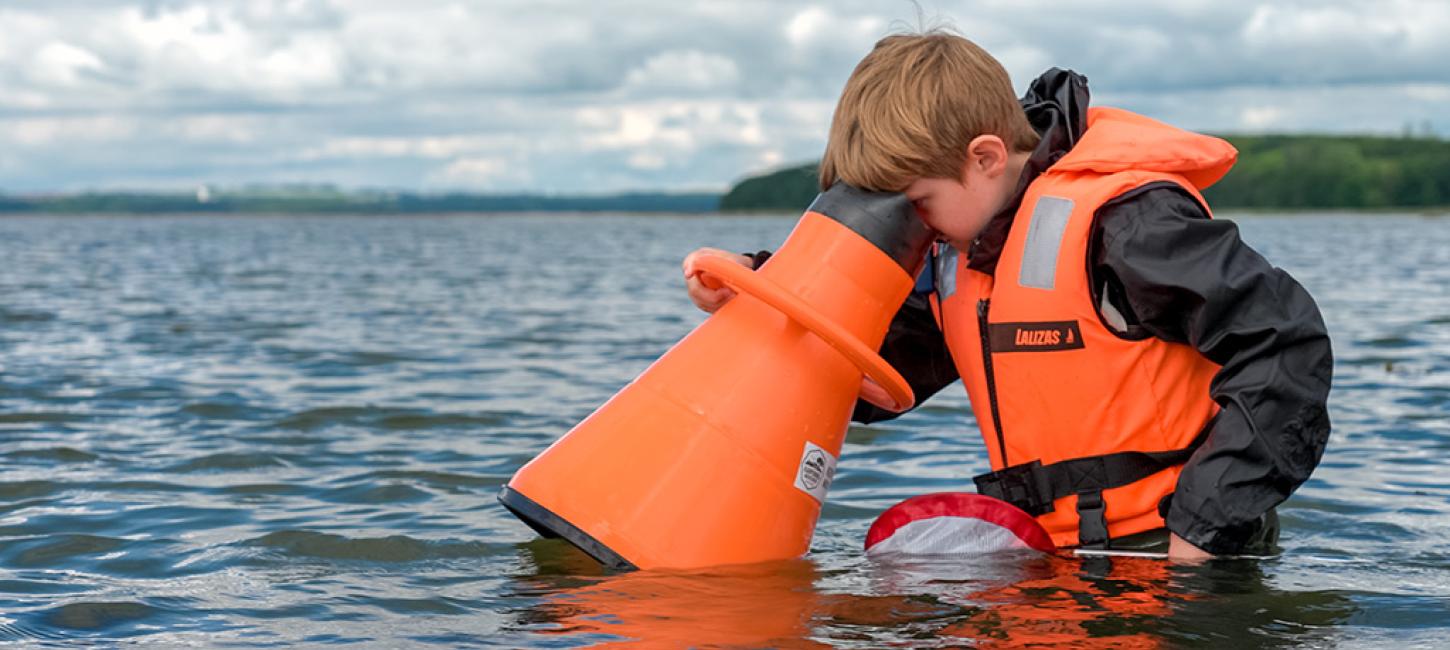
0 212 1447 647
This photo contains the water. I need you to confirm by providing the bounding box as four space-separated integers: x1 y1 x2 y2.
0 212 1446 647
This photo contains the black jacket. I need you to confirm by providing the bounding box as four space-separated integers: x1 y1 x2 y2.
848 70 1333 555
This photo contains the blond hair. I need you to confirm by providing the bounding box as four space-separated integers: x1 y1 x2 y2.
819 30 1039 192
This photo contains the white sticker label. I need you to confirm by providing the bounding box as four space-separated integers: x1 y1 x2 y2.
793 441 837 503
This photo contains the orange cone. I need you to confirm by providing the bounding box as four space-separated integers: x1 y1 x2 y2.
499 184 934 570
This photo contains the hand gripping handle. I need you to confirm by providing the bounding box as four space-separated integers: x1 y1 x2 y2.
686 254 915 413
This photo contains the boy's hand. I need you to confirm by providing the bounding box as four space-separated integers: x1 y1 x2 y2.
1167 533 1214 562
683 248 752 313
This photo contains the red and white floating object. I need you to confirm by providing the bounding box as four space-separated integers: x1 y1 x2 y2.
865 492 1057 556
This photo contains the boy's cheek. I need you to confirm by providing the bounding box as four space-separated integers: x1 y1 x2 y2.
913 211 946 234
918 212 971 243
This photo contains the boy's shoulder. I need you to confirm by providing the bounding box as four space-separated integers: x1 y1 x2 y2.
1091 182 1264 337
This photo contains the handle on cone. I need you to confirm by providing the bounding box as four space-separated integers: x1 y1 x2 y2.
685 254 915 413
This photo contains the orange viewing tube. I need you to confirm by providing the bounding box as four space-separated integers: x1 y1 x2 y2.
500 183 934 570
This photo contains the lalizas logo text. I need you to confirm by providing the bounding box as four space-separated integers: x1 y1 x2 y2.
988 320 1086 352
1015 327 1069 346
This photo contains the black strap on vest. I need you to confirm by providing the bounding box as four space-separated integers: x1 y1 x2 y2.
973 431 1208 548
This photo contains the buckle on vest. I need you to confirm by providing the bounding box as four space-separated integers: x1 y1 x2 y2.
974 460 1055 516
1076 490 1109 548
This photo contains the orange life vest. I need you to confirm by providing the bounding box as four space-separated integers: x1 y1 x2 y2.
934 107 1238 547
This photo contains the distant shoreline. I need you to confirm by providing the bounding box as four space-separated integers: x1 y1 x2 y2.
0 190 723 216
6 133 1448 216
4 194 1446 217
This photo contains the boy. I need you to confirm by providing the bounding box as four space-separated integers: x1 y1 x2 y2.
685 31 1332 559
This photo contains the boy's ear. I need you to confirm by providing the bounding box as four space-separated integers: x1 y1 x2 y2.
964 134 1009 179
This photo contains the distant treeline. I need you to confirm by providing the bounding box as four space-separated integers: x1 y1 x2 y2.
1204 136 1450 209
0 188 721 215
7 135 1446 215
721 135 1450 211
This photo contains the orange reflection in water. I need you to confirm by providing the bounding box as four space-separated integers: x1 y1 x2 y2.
939 555 1183 648
514 542 1200 648
518 550 829 648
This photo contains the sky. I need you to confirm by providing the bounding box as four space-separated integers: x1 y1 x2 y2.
1 0 1447 194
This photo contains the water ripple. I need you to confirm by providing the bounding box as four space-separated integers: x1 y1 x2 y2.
242 530 503 563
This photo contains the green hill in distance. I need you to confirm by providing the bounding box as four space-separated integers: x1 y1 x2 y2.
721 135 1450 212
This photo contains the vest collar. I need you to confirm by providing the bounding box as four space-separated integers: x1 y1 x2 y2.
1050 107 1237 189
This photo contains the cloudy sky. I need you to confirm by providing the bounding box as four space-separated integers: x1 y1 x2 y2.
1 0 1447 194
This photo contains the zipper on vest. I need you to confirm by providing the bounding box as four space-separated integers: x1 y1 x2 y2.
977 299 1008 467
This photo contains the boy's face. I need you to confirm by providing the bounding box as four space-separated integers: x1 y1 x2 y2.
903 176 1003 252
902 134 1023 252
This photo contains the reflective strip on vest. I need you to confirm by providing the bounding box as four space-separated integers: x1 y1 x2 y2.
1017 196 1074 291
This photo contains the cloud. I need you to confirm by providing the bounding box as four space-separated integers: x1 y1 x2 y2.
622 50 742 96
2 116 139 147
32 42 107 87
433 156 526 188
1101 81 1450 135
0 0 1445 193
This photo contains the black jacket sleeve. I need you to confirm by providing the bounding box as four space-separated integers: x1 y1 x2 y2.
1092 185 1333 555
850 288 961 424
